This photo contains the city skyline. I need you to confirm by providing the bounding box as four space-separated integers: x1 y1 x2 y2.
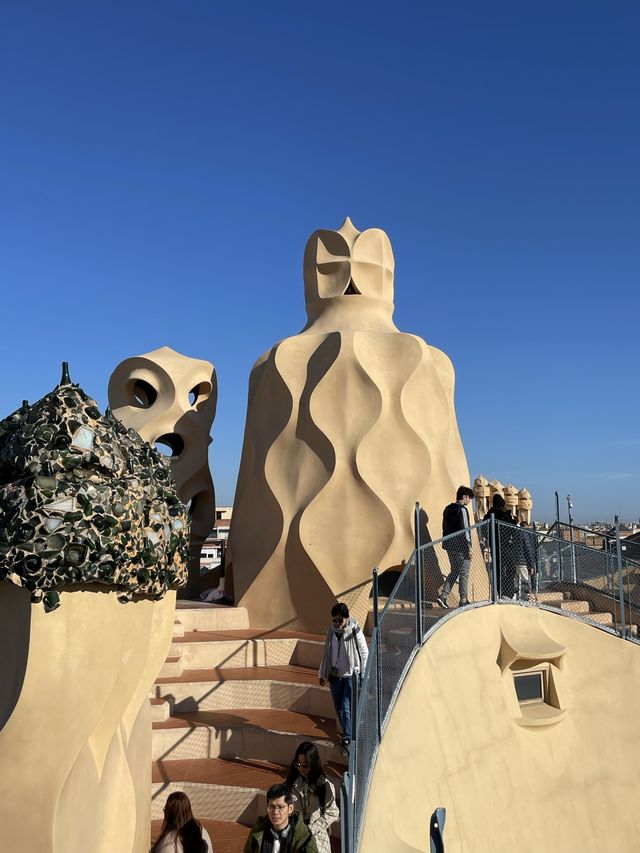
1 2 638 522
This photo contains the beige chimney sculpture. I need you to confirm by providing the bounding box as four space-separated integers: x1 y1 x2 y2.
108 346 217 595
517 488 533 523
489 479 505 505
476 476 534 524
504 483 519 518
473 475 490 519
229 218 470 631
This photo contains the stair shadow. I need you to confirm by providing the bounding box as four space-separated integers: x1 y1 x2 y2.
152 628 336 804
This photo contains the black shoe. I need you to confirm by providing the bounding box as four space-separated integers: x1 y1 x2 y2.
436 595 449 609
459 600 469 607
340 737 351 755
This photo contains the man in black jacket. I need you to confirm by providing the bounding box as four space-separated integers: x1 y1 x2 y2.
482 494 518 598
437 486 474 608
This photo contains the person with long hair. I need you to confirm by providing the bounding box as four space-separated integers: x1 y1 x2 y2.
284 742 338 853
151 791 213 853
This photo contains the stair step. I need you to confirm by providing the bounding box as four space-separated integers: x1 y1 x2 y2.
175 601 250 631
584 612 614 625
152 708 344 765
173 619 185 638
150 697 171 723
292 638 325 668
151 757 286 822
159 656 184 678
557 600 590 614
169 630 323 671
535 592 566 603
154 665 335 716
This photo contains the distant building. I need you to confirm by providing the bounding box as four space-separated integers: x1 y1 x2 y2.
619 530 640 563
199 506 232 572
212 506 232 540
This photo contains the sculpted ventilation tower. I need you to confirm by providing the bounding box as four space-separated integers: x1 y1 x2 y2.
108 347 217 597
229 218 470 631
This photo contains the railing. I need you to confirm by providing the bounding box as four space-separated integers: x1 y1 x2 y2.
340 509 639 852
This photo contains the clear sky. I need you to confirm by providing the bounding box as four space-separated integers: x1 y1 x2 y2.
1 2 638 523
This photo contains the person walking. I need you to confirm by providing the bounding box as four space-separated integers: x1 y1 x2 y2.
483 494 518 598
318 603 368 753
152 791 213 853
514 521 538 600
243 783 318 853
437 486 474 608
285 741 339 853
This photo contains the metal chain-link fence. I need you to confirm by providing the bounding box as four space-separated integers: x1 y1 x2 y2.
342 510 637 852
419 521 492 620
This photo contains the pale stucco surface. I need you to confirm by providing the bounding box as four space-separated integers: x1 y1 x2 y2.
360 605 640 852
0 584 176 853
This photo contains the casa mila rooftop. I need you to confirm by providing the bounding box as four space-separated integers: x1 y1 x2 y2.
1 220 639 853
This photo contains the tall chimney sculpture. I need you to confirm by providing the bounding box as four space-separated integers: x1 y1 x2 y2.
229 218 471 631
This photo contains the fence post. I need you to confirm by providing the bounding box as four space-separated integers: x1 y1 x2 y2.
605 538 614 598
532 521 540 596
556 526 563 584
489 513 498 602
568 498 577 584
340 778 350 853
349 669 359 852
414 501 424 643
615 516 627 640
373 566 382 743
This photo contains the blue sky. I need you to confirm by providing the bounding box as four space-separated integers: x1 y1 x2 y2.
1 2 638 522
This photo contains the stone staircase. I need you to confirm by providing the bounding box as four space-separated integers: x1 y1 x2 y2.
149 589 634 851
150 601 344 852
363 589 638 638
536 589 637 635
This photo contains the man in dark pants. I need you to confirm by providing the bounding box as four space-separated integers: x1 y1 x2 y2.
515 521 538 600
437 486 474 608
318 602 368 754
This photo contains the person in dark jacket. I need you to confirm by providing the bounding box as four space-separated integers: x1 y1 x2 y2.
483 494 518 598
437 486 474 608
243 784 318 853
514 521 538 600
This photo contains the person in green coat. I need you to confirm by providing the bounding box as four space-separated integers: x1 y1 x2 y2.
243 784 319 853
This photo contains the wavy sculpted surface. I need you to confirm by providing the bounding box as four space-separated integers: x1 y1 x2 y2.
230 219 470 632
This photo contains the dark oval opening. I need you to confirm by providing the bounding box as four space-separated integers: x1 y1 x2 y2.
132 379 157 408
154 433 184 458
188 381 212 407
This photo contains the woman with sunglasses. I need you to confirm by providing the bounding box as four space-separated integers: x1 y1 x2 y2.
284 742 339 853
